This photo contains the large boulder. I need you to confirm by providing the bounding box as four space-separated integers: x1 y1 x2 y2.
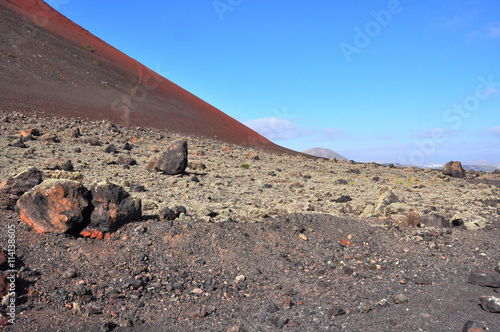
89 181 141 232
443 161 466 178
17 179 90 234
0 167 44 210
155 140 188 175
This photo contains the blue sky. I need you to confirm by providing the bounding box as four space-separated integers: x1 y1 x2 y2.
49 0 500 164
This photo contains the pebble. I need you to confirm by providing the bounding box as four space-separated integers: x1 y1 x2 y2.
393 294 408 304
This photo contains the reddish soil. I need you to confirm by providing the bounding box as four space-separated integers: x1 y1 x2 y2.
0 0 295 154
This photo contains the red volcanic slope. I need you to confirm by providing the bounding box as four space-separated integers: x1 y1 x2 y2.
0 0 296 154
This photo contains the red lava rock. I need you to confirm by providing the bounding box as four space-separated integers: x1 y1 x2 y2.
0 167 44 210
20 128 40 137
403 211 421 227
340 239 351 246
80 229 110 239
17 179 90 234
88 181 141 232
443 161 466 178
222 146 231 152
246 152 259 160
155 140 188 175
281 298 293 308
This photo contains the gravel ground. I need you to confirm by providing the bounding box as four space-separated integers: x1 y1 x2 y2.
0 111 499 331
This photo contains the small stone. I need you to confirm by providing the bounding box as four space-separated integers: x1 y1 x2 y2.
160 207 176 221
378 298 390 308
393 294 408 304
281 297 293 309
40 132 58 143
62 269 77 279
104 144 117 153
189 307 207 319
495 261 500 273
119 317 133 327
479 296 500 313
129 184 146 193
123 142 133 151
267 302 279 313
469 270 500 288
328 306 346 317
463 321 485 332
44 159 73 171
66 128 80 138
124 278 143 289
117 155 137 166
9 138 26 148
414 278 433 286
333 195 352 203
188 161 206 170
235 275 246 283
299 233 308 241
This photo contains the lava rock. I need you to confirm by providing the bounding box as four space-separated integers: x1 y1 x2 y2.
463 321 485 332
159 207 177 221
443 161 466 178
479 296 500 313
17 179 90 234
40 132 59 143
469 270 500 288
0 167 44 210
104 144 117 154
88 181 141 232
117 155 137 166
155 140 188 175
44 159 74 171
419 212 450 228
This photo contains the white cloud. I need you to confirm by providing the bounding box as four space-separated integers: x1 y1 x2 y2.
491 126 500 138
244 117 310 141
321 127 343 141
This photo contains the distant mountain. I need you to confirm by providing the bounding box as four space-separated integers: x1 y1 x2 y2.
302 148 347 160
390 161 500 173
462 161 500 172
